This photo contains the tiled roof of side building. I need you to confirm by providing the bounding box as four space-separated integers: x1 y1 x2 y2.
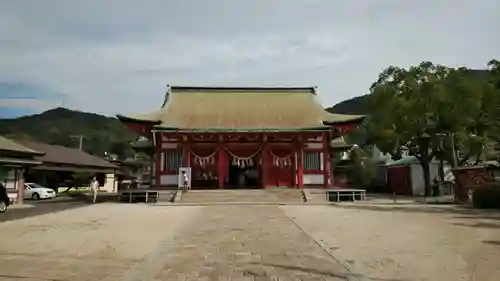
117 86 365 131
18 141 117 169
0 135 43 155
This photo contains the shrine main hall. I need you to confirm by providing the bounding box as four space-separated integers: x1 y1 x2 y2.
117 86 364 189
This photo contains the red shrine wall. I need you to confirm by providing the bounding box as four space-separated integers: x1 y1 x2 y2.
153 133 331 188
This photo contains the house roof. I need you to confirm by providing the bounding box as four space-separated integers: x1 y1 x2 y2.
18 141 117 169
0 135 43 155
384 156 419 167
330 136 352 149
117 86 365 132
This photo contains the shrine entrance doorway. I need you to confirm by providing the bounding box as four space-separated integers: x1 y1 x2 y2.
226 148 262 189
189 145 219 189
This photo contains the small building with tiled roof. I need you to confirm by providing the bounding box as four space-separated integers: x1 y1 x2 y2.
16 141 120 193
0 135 44 204
1 137 121 202
117 86 365 188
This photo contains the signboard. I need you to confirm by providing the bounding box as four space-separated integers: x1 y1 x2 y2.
178 167 192 188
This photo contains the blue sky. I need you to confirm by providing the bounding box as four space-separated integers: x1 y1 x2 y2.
0 107 33 119
0 0 499 118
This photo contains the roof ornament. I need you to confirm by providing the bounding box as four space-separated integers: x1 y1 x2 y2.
162 84 171 108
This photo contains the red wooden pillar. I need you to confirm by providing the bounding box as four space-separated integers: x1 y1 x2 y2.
218 146 226 189
261 145 270 188
322 132 330 188
155 132 162 187
182 144 190 167
297 145 304 188
291 151 296 188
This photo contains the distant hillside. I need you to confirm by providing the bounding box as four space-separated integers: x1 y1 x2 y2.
0 107 137 158
326 95 369 115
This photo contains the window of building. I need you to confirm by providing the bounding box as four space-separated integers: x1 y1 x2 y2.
163 150 182 171
303 151 321 171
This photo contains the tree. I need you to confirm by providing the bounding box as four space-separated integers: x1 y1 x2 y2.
347 145 376 189
366 61 500 196
433 67 495 167
367 62 468 196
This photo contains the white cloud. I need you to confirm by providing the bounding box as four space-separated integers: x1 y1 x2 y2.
0 0 499 116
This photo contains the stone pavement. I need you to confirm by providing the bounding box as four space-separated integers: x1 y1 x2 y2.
121 205 355 281
179 189 304 204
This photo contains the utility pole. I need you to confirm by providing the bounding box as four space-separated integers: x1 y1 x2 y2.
70 135 85 150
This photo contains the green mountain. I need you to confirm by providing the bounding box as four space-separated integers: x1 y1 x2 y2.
326 95 369 115
0 107 137 158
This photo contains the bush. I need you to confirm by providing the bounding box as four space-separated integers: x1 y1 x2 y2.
472 184 500 209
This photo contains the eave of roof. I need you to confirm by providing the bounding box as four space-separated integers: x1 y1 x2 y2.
32 165 117 173
323 115 366 125
152 126 331 133
0 157 42 166
116 114 161 124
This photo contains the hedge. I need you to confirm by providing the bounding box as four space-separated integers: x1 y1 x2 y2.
472 184 500 209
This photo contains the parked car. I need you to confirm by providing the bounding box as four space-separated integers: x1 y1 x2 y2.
137 181 150 189
24 183 56 200
0 183 10 213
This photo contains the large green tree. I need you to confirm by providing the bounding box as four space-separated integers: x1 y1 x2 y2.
433 67 499 167
366 61 500 196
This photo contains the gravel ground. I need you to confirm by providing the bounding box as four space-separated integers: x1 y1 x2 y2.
2 202 499 281
282 205 500 281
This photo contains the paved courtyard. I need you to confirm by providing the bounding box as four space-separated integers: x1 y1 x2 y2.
1 202 499 281
284 204 500 281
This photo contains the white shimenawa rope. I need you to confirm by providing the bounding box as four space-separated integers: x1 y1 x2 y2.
268 149 295 160
186 147 219 159
224 147 261 160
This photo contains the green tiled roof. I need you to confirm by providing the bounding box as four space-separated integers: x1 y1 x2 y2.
117 86 365 131
385 157 419 167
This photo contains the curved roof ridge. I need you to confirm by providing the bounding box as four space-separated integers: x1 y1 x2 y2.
169 85 317 93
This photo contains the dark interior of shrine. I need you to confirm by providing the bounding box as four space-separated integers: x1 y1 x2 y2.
226 156 261 189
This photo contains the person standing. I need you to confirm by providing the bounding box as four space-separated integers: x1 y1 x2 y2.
89 177 99 204
181 171 189 192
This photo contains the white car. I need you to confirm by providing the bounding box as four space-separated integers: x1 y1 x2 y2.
137 181 150 189
24 183 56 200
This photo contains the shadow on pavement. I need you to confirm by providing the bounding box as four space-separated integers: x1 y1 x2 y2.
482 240 500 246
0 194 102 223
330 203 500 216
452 221 500 229
452 215 500 221
252 262 404 281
